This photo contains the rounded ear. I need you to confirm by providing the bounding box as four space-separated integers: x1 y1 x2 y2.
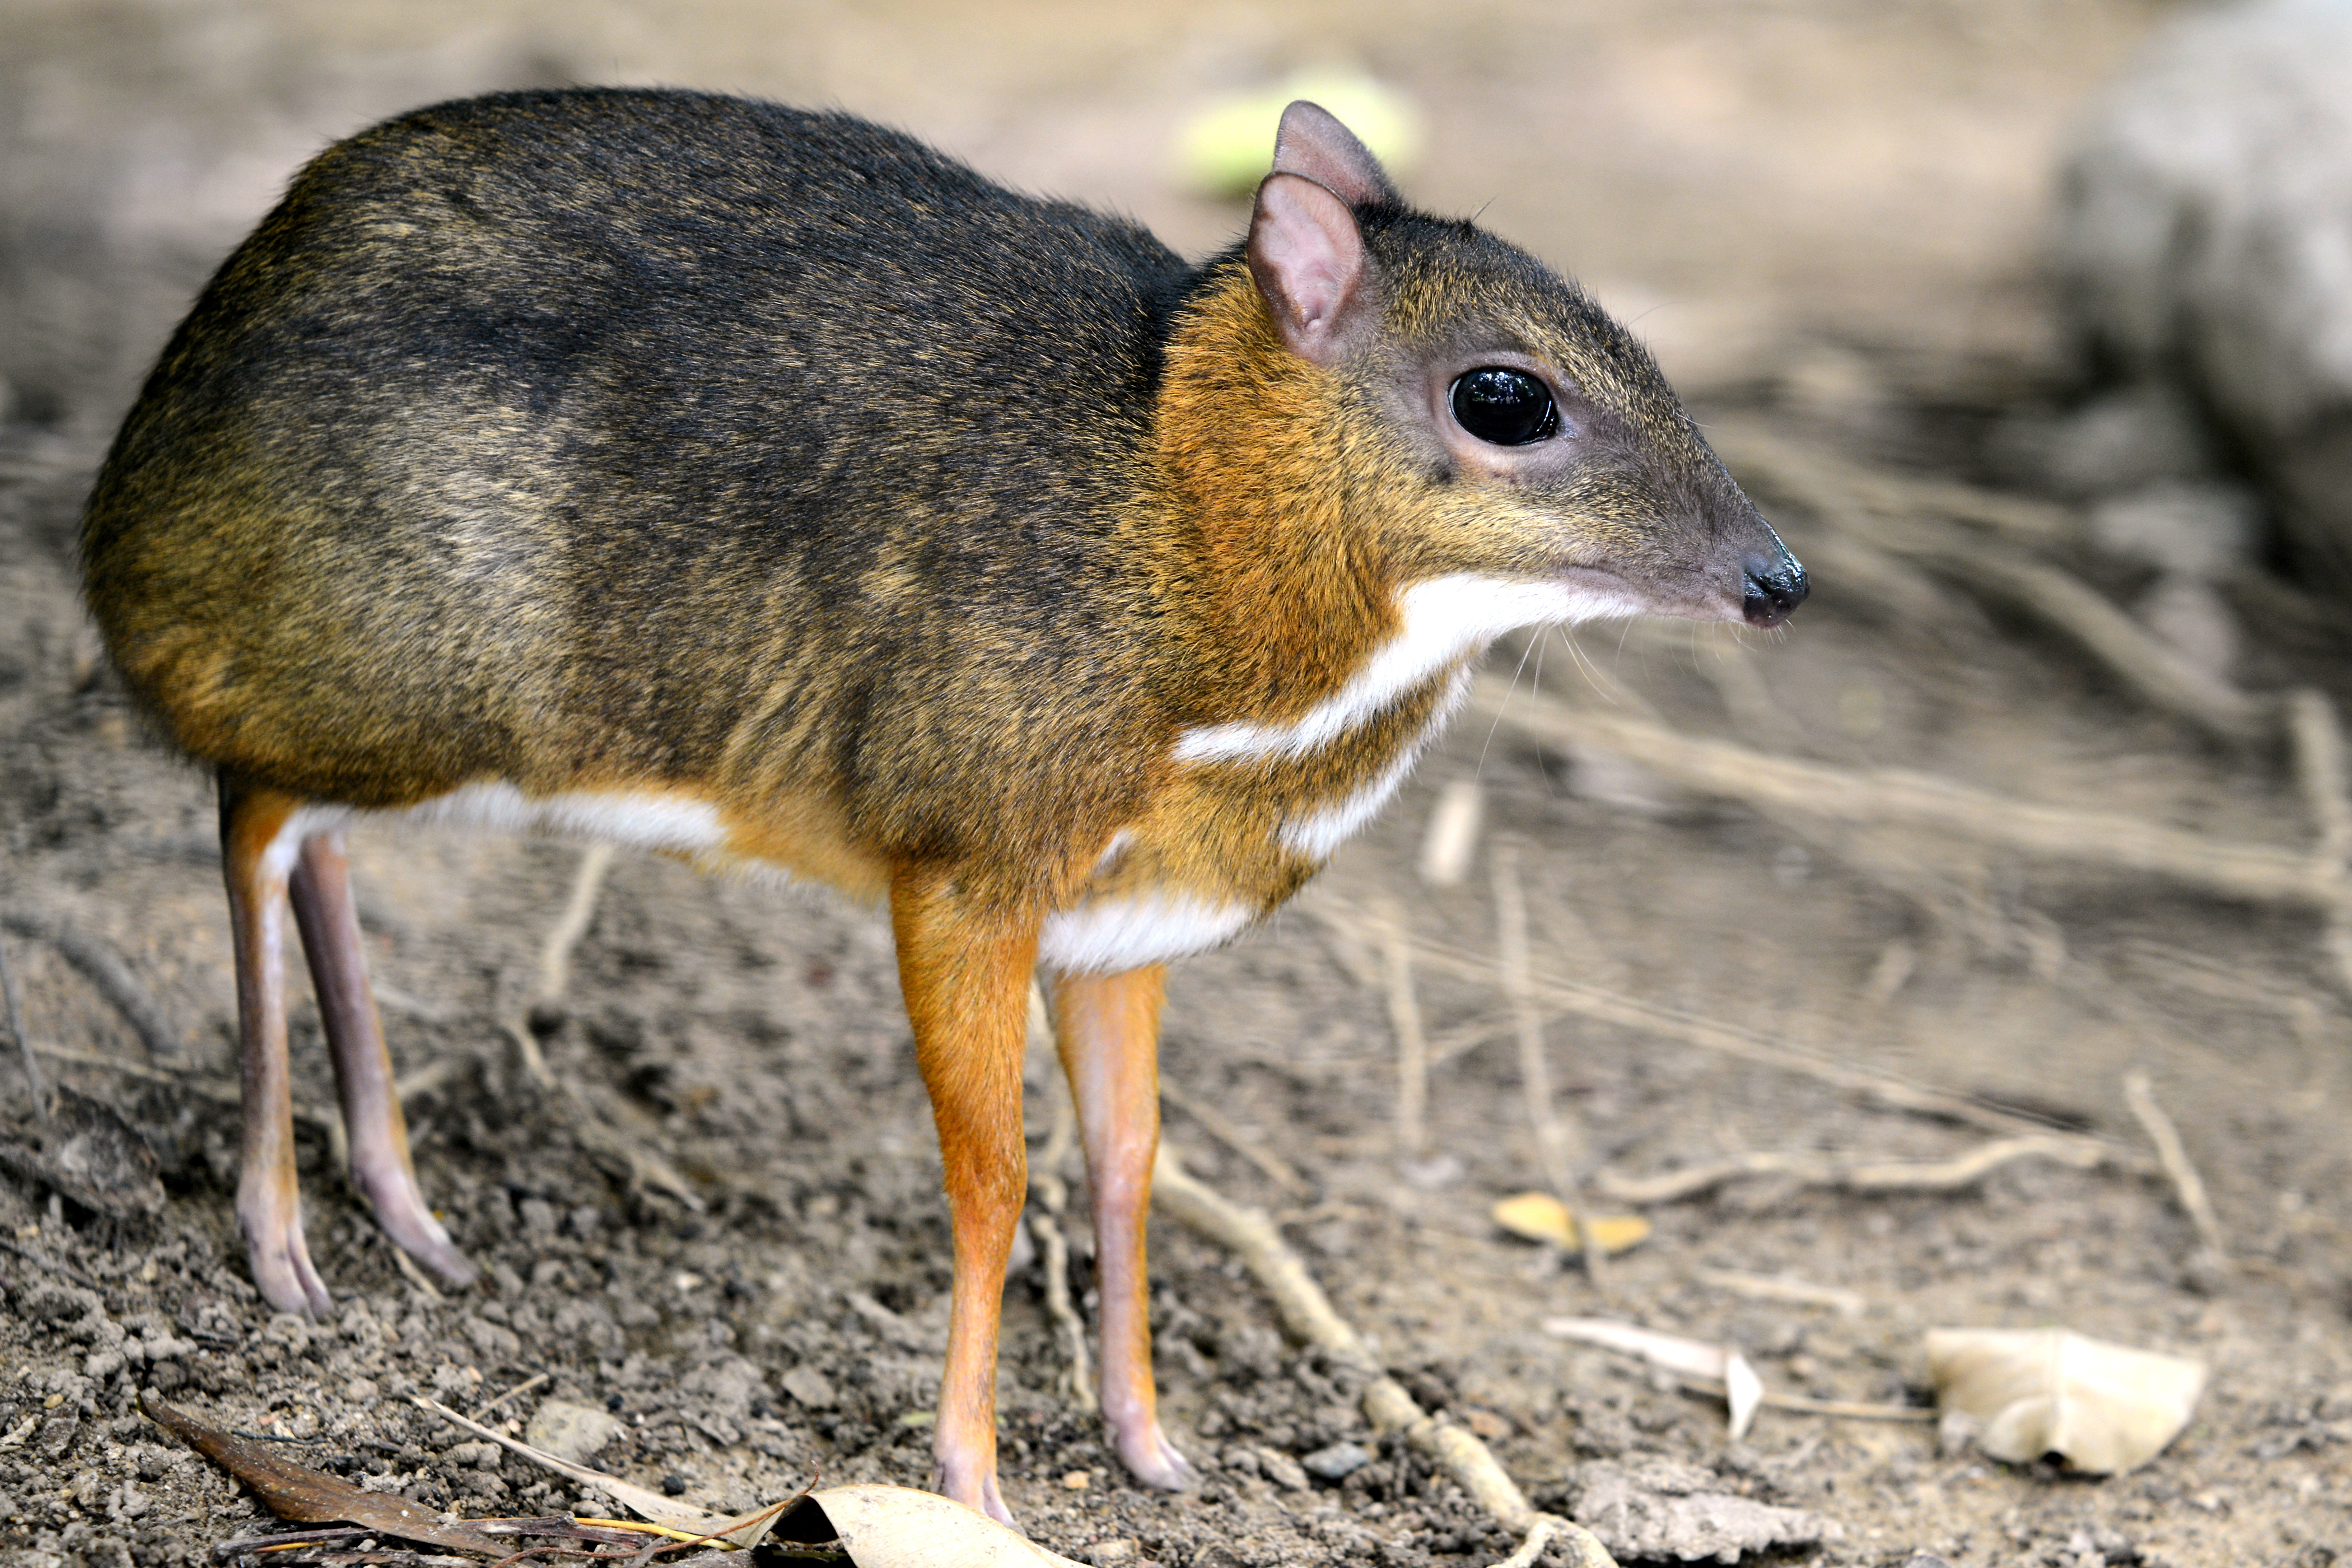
1272 100 1402 211
1246 171 1368 367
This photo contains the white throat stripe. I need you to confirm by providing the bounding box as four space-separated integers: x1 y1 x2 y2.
1174 574 1638 764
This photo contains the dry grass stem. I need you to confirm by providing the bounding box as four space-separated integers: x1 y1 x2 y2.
539 843 617 1014
1482 1517 1562 1568
1707 418 2076 542
2286 688 2352 993
1 936 45 1122
1711 420 2269 743
481 846 702 1212
1471 679 2335 909
1493 843 1604 1286
1417 779 1484 886
476 1372 551 1421
1692 1268 1867 1317
1 908 183 1059
1024 984 1097 1416
1316 896 2136 1161
1373 898 1430 1158
1595 1133 2112 1205
1155 1078 1309 1198
507 843 617 1087
2122 1069 2228 1264
1151 1144 1620 1568
389 1241 447 1300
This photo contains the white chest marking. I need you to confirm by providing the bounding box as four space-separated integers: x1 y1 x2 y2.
1039 893 1256 974
396 782 728 852
256 785 728 881
1275 666 1473 862
1173 574 1641 764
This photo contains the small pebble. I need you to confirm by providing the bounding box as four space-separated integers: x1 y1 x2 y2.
661 1473 689 1497
1061 1470 1091 1490
1300 1442 1372 1481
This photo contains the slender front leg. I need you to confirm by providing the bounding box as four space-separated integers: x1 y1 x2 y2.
221 779 333 1317
890 869 1038 1527
1051 965 1194 1490
289 830 477 1287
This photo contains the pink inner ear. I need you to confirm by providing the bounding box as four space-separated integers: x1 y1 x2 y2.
1247 174 1366 366
1271 100 1401 210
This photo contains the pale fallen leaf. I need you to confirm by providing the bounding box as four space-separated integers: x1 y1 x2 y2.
1491 1192 1650 1254
1723 1350 1763 1443
1924 1328 2206 1473
794 1485 1087 1568
1541 1318 1762 1438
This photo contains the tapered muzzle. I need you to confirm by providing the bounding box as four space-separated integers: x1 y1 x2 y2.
1741 544 1809 627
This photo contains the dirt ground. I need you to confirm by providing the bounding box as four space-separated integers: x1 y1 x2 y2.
4 3 2351 1566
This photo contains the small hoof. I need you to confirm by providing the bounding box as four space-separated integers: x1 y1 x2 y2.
1114 1421 1197 1492
937 1461 1018 1530
241 1216 332 1319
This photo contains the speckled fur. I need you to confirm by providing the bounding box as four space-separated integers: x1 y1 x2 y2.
82 86 1780 947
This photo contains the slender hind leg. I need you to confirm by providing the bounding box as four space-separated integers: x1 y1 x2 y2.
221 778 333 1317
890 868 1037 1527
1052 965 1195 1490
289 830 477 1286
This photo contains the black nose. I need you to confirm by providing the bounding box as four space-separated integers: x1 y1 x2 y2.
1742 548 1808 628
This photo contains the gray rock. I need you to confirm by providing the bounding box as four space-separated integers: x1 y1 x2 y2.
780 1363 836 1410
1254 1447 1312 1492
2056 0 2352 597
523 1399 622 1464
1299 1441 1373 1480
1567 1459 1841 1564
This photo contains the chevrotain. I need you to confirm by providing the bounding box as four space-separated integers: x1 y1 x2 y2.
80 87 1806 1524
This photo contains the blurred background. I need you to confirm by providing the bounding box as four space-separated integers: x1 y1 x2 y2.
0 0 2160 442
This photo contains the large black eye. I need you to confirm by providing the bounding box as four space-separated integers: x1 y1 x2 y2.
1449 367 1559 446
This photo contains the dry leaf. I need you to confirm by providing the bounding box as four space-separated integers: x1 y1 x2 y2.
1541 1318 1762 1439
785 1486 1086 1568
1925 1328 2206 1473
1490 1192 1651 1254
142 1394 508 1557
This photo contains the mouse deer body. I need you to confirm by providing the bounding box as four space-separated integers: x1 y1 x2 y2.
82 89 1803 1523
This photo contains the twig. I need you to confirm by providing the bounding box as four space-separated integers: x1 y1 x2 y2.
1594 1133 2113 1205
1417 779 1484 886
2286 688 2352 994
0 935 45 1123
1150 1144 1619 1568
1494 843 1604 1287
2123 1069 2228 1264
388 1242 446 1300
1312 895 2135 1159
1691 1268 1866 1318
1024 984 1097 1416
407 1397 756 1544
1709 418 2078 542
506 844 615 1087
488 848 702 1213
538 844 615 1016
1470 679 2335 909
477 1372 550 1421
27 1040 338 1134
1711 419 2272 743
1155 1079 1309 1198
1484 1517 1562 1568
1373 899 1430 1158
0 908 182 1058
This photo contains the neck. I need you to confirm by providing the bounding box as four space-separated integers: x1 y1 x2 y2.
1142 263 1403 724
